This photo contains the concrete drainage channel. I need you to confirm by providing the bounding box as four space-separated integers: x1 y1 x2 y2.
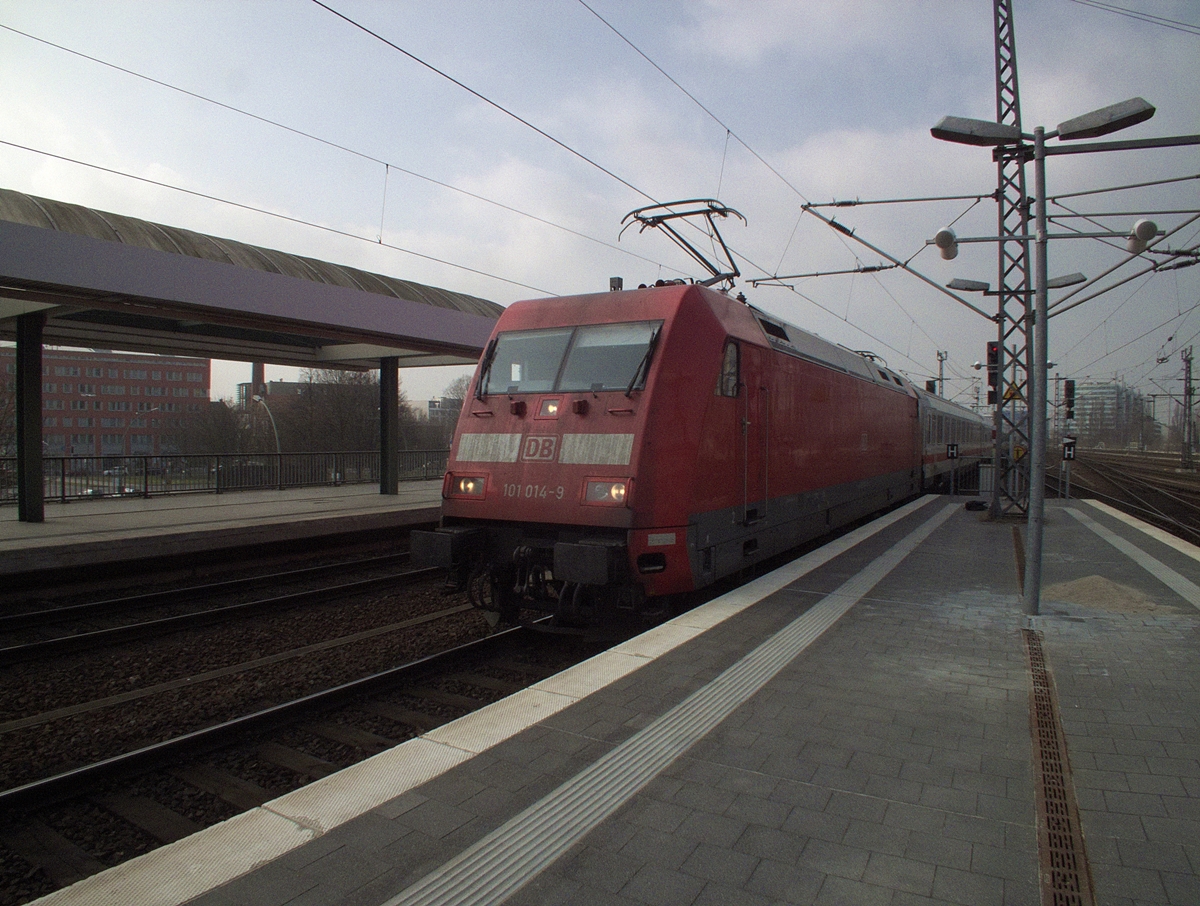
1022 627 1096 906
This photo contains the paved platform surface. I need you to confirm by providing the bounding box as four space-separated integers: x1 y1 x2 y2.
32 497 1200 906
0 482 443 576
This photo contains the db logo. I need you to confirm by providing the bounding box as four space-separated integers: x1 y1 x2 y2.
521 435 558 462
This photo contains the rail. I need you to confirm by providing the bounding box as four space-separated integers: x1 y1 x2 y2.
0 450 449 504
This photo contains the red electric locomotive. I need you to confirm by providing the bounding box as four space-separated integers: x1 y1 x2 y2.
412 281 984 627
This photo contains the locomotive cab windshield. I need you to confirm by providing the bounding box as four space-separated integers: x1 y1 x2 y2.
480 320 663 396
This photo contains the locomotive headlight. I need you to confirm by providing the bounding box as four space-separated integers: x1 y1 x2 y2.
446 474 487 498
583 479 628 506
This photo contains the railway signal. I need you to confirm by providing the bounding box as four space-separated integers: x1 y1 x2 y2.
986 341 999 406
1064 379 1075 420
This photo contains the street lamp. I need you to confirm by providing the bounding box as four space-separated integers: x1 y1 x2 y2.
932 97 1157 616
252 394 281 455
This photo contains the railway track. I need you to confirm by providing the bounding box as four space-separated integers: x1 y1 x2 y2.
1057 451 1200 543
0 622 609 904
0 522 434 609
0 558 439 666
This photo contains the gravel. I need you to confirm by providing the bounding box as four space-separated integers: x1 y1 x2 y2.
0 603 491 788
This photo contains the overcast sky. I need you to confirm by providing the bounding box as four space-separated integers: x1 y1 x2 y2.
1 1 1197 416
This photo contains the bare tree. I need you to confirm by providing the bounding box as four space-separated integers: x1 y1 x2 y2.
175 400 247 454
263 369 378 452
443 374 472 402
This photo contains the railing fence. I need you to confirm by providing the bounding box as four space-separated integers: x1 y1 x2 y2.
0 450 449 504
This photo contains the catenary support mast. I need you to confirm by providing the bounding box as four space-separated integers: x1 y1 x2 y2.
990 0 1035 517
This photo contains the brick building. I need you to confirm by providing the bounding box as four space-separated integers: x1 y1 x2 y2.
1 348 210 456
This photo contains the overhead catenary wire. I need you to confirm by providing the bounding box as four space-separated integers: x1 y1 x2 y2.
1066 0 1200 36
314 1 771 287
568 2 968 373
0 21 678 276
313 0 657 205
4 5 964 380
1048 172 1200 203
574 0 812 206
0 138 558 296
1050 214 1200 318
1072 295 1200 375
17 3 1188 395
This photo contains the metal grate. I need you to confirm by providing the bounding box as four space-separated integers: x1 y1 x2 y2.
1022 628 1096 906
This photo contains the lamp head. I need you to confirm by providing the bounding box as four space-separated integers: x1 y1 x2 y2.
1127 219 1158 254
1056 97 1155 141
934 228 959 260
931 116 1022 146
947 277 991 293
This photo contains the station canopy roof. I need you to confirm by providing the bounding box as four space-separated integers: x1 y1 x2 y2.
0 188 504 369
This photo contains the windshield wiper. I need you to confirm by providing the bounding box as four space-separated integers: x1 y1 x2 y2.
475 338 498 401
625 328 661 398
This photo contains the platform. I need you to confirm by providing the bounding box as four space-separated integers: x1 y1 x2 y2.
0 482 443 577
30 497 1200 906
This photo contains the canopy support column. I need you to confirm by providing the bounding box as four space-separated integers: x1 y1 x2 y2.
380 356 399 495
16 312 46 523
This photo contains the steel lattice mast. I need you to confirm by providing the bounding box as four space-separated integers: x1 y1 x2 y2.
990 0 1034 516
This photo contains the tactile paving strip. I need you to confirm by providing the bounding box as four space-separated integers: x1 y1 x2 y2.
1022 628 1096 906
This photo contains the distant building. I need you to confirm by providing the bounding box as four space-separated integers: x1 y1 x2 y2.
1073 381 1148 449
236 379 308 408
1 348 210 456
426 397 463 423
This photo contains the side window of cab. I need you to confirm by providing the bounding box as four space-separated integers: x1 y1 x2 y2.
717 340 739 397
